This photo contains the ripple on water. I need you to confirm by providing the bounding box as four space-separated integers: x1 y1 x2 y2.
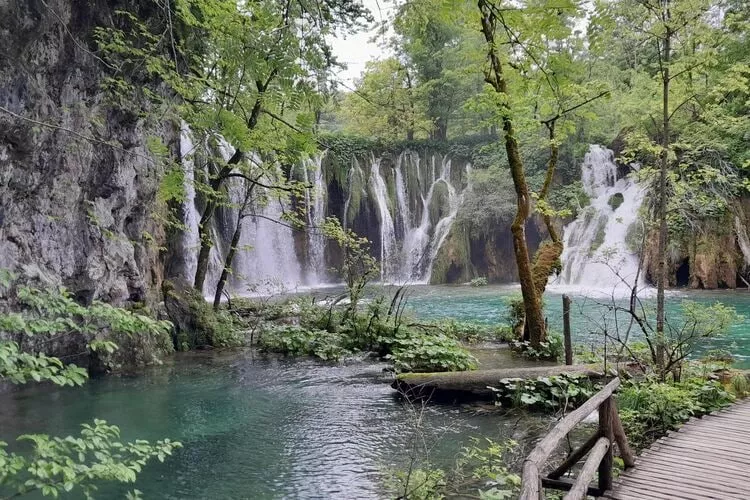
0 351 538 499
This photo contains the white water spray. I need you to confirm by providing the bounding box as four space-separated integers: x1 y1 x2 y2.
553 145 646 294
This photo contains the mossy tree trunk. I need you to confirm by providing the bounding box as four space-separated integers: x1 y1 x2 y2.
478 0 546 347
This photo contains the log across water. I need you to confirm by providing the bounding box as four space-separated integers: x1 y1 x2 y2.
392 364 614 402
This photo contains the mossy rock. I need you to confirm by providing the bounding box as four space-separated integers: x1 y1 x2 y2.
428 180 451 226
162 278 235 350
608 192 625 211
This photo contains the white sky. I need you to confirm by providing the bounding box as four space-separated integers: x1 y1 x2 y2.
329 0 393 86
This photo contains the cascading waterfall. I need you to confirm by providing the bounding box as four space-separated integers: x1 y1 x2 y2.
302 154 328 284
179 125 471 294
366 152 471 283
179 123 199 281
228 170 304 294
553 145 646 292
369 156 398 281
179 129 307 295
735 216 750 270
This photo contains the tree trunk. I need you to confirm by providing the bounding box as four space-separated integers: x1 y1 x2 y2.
193 158 238 292
656 22 671 374
193 98 262 292
213 216 243 310
531 122 563 298
478 0 546 347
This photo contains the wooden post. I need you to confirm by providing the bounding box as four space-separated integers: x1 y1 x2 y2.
563 294 573 365
598 396 614 493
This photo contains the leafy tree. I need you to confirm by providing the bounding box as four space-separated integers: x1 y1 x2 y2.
474 0 608 347
593 0 748 369
335 58 429 140
391 0 485 139
0 274 180 498
95 0 371 299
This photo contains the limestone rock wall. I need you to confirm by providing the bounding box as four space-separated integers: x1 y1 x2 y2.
0 0 175 304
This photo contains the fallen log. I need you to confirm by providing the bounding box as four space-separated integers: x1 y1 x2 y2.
392 364 616 402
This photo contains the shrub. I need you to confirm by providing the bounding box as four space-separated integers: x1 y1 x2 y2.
258 325 350 361
489 373 597 411
383 328 478 373
451 438 520 499
387 467 445 500
511 333 563 361
470 276 489 287
437 319 507 343
0 420 181 499
617 378 734 449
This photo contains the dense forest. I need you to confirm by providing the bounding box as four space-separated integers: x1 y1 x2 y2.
0 0 749 498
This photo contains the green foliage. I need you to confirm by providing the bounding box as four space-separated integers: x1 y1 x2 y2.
729 374 750 397
451 438 520 499
333 58 431 140
437 320 507 344
0 280 173 372
258 325 349 361
0 278 181 499
511 333 563 362
384 329 478 373
254 297 476 372
490 373 596 411
617 378 734 449
0 420 181 499
547 181 591 219
469 277 489 287
0 342 87 387
321 217 379 317
387 466 446 500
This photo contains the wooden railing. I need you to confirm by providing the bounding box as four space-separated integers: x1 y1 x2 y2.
519 377 636 500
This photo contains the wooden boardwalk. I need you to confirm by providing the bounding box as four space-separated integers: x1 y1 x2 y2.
604 398 750 500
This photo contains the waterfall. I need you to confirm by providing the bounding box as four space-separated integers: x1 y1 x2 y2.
178 126 473 294
302 154 328 285
553 145 646 293
369 156 398 281
179 123 199 281
228 170 304 294
736 216 750 270
362 152 471 284
179 130 307 296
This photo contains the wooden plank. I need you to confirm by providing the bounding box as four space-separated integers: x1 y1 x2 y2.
623 467 747 494
680 420 750 436
604 487 666 500
563 437 609 500
623 467 750 496
614 474 728 500
623 461 750 492
608 482 701 500
674 427 750 445
702 414 750 424
641 448 750 475
651 435 750 459
635 455 750 484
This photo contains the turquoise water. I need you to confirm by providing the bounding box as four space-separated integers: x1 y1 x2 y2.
402 285 750 368
2 284 748 499
0 351 547 499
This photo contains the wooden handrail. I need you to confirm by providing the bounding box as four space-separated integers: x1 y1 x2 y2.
519 377 635 500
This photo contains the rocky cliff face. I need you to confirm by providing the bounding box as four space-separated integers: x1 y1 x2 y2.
642 199 750 289
0 0 175 304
